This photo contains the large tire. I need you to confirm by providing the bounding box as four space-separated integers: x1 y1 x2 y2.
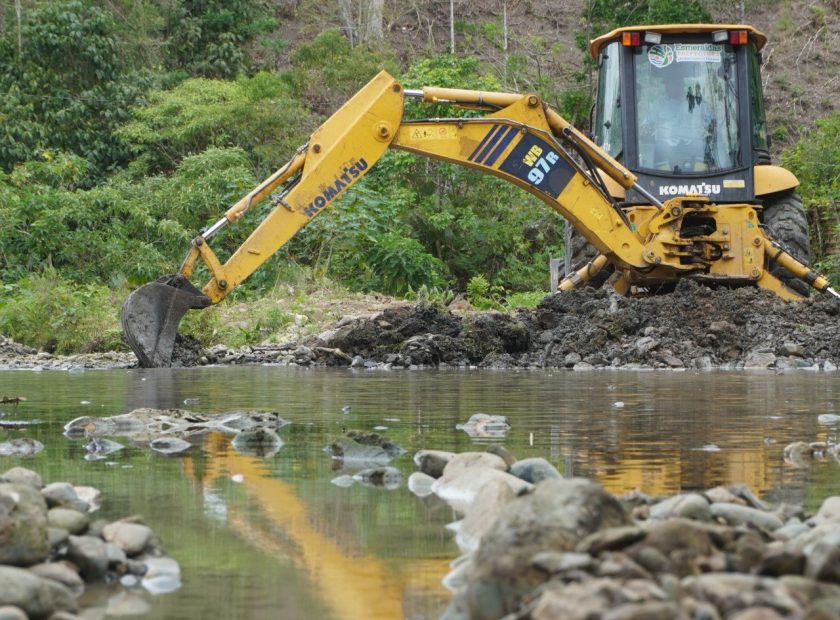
564 224 613 289
761 190 811 297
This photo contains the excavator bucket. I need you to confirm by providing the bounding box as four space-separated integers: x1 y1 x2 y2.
121 275 211 368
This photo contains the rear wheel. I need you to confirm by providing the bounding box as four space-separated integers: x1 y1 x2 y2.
761 190 811 297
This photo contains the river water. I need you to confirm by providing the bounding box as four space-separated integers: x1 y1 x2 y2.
0 367 839 619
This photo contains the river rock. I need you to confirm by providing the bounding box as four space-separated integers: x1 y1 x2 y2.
432 468 531 514
649 493 711 521
66 535 108 580
28 561 84 594
464 478 631 619
813 496 840 523
0 606 27 620
141 556 182 594
47 508 89 535
804 532 840 583
456 479 516 551
509 458 562 484
84 438 124 460
73 486 101 513
48 527 69 549
102 522 152 557
413 450 455 478
352 467 403 489
231 428 283 457
407 472 435 497
455 413 510 438
710 503 783 531
326 431 404 464
41 482 89 513
149 437 193 455
1 467 43 489
440 452 509 480
0 438 44 457
0 566 78 618
0 482 49 566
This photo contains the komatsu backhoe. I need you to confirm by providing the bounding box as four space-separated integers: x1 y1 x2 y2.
122 24 839 368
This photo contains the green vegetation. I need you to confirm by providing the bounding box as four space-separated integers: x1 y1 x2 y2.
783 112 840 282
0 0 836 353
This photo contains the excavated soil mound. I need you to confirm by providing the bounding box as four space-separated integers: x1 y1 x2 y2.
211 281 840 371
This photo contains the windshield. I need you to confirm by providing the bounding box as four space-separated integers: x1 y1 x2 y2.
634 42 740 174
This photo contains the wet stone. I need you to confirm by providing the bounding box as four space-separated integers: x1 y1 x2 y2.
413 450 455 478
509 458 562 484
710 503 783 531
66 535 108 580
47 508 89 535
1 467 43 489
650 493 711 521
42 482 88 513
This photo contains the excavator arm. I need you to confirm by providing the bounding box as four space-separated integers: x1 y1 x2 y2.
122 71 838 367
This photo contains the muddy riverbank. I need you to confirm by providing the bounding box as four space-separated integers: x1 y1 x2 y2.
2 282 839 371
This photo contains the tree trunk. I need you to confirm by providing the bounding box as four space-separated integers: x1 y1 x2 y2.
338 0 355 47
364 0 384 45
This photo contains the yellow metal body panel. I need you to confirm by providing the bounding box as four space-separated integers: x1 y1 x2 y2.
754 165 799 196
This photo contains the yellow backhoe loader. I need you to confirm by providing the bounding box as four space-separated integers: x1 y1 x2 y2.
122 24 839 368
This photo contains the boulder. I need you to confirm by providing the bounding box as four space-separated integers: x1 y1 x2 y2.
41 483 88 513
432 468 531 514
352 467 403 489
47 508 89 535
710 503 783 531
66 535 109 580
28 561 84 595
1 467 43 489
413 450 455 478
0 606 27 620
0 482 49 566
464 478 631 620
102 522 152 557
649 493 711 521
0 566 77 619
456 479 516 551
509 458 562 484
0 438 44 457
440 452 508 480
231 428 283 458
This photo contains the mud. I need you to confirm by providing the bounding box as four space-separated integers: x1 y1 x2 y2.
207 282 840 371
2 282 839 371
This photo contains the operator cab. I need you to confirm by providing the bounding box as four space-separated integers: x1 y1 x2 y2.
590 25 769 204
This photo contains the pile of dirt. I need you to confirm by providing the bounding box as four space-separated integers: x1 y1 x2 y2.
213 281 839 371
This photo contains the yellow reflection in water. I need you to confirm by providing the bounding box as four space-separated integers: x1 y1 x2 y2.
183 433 449 620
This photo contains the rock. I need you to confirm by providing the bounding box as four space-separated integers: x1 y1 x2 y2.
141 556 181 594
710 503 783 531
413 450 455 478
231 428 283 457
778 342 806 357
66 535 109 580
457 479 516 552
745 349 776 369
509 458 562 484
407 472 435 497
576 526 646 555
805 597 840 620
440 452 509 480
47 508 89 535
465 478 631 619
28 561 84 594
47 527 69 549
455 413 510 438
326 431 404 464
649 493 711 521
0 566 78 618
774 518 809 541
105 542 127 565
814 497 840 523
603 601 680 620
730 608 785 620
531 551 593 574
41 483 88 513
83 438 124 461
102 522 152 557
759 547 805 577
704 486 746 505
0 438 44 457
1 467 43 489
0 482 49 566
484 446 517 468
0 606 27 620
72 487 101 513
805 533 840 583
432 468 532 514
149 437 193 455
352 467 403 489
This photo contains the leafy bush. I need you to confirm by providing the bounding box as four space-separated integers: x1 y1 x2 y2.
0 0 151 178
782 112 840 281
117 73 318 176
0 273 123 353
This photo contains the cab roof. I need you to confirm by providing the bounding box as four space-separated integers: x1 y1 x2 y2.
589 24 767 59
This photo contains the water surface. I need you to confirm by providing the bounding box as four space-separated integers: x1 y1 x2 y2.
0 367 838 619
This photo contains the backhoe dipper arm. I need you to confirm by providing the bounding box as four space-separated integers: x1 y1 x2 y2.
181 71 651 305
